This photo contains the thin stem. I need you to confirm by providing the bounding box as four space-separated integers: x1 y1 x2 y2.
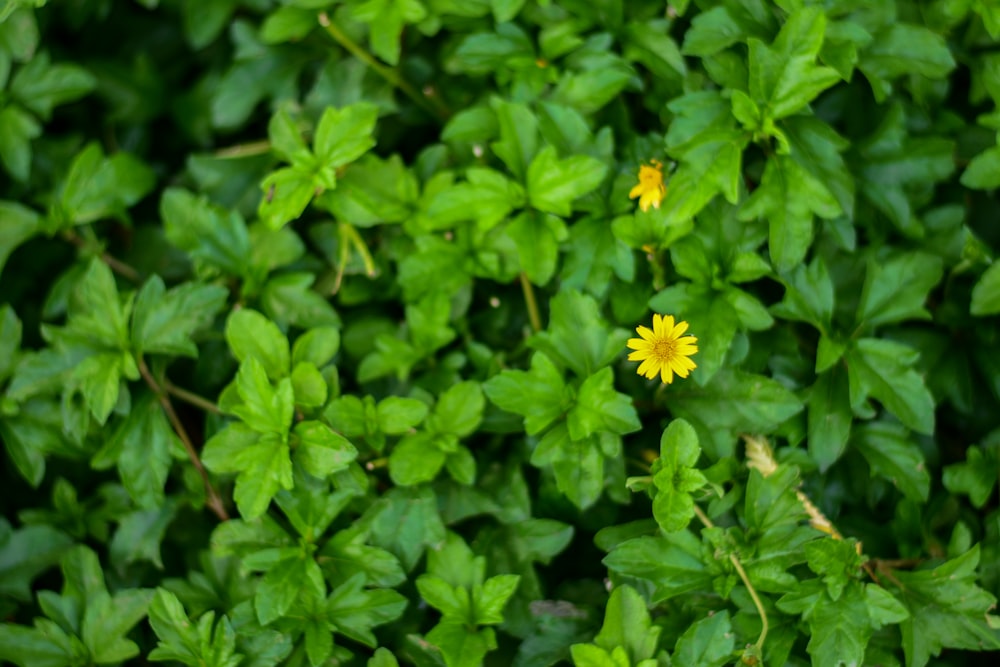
139 357 229 521
164 381 222 416
519 272 542 332
693 504 768 652
342 223 377 277
63 230 142 283
317 13 450 122
213 139 272 158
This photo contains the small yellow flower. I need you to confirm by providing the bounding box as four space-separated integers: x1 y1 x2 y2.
626 314 698 384
628 160 666 212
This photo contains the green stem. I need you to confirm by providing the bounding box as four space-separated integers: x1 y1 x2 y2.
519 272 542 332
213 139 272 158
164 381 221 416
342 223 377 277
317 13 450 122
693 504 768 652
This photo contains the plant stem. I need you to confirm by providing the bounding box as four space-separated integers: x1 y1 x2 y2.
519 272 542 332
164 381 222 416
139 357 229 521
63 229 142 283
213 139 272 158
317 13 450 122
693 504 768 652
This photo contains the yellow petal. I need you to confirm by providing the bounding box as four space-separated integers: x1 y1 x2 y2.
671 320 689 338
628 349 652 361
659 363 674 384
635 325 655 341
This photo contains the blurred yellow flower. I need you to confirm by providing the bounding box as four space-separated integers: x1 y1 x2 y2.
629 160 666 212
627 314 697 384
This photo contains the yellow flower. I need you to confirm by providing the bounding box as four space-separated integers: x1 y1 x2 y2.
628 160 666 212
626 314 698 384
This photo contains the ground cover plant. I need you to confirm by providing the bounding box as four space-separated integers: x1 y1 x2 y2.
3 0 1000 665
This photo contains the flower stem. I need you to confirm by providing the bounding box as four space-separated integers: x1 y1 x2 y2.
519 272 542 332
317 13 449 122
139 357 229 521
693 504 768 652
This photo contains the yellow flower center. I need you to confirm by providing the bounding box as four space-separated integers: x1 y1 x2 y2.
652 338 677 360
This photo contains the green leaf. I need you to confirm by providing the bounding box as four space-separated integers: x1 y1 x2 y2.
526 146 606 217
377 397 428 434
893 546 1000 667
81 587 154 663
131 276 228 358
0 520 72 601
568 367 641 440
672 609 733 667
853 422 931 503
490 98 537 181
595 585 660 663
8 52 95 119
257 166 314 230
651 419 706 533
291 327 340 368
859 24 956 100
971 262 1000 316
109 504 178 572
807 368 852 471
747 7 840 120
293 420 357 478
363 486 446 571
0 200 40 275
390 432 447 486
225 309 290 381
771 257 834 332
319 154 418 227
473 573 519 625
603 532 712 603
102 392 178 508
531 288 631 378
326 573 407 646
160 188 251 278
313 103 379 168
854 105 955 231
53 142 155 227
506 211 564 286
230 357 294 434
961 144 1000 190
148 589 242 667
426 620 495 667
855 252 943 329
669 368 804 436
0 622 77 667
255 554 315 625
943 446 997 508
428 380 484 437
739 154 840 272
290 362 327 408
649 283 737 385
0 104 40 181
846 338 935 435
483 352 569 435
351 0 427 65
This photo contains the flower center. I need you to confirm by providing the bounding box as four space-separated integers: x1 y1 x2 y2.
652 338 676 360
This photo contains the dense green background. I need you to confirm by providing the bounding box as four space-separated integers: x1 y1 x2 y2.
3 0 1000 665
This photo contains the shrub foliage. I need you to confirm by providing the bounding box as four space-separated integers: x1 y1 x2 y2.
2 1 1000 666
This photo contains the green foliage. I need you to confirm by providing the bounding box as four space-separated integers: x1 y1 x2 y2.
3 1 1000 666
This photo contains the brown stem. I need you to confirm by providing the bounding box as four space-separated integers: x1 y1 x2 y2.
139 357 229 521
63 230 142 283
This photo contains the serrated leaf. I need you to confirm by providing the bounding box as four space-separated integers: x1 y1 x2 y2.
853 422 930 502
